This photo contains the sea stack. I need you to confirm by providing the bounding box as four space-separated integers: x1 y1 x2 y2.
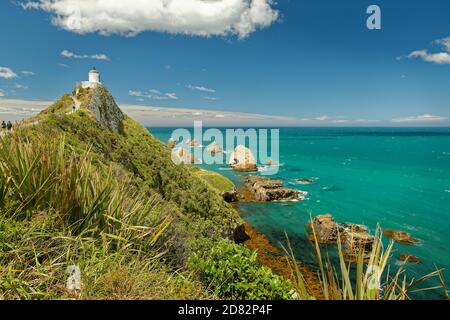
206 142 223 155
229 145 257 172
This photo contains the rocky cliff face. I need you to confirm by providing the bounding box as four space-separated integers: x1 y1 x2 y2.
87 86 125 132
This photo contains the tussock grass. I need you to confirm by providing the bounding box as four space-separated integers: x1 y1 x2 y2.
284 216 447 300
0 135 205 299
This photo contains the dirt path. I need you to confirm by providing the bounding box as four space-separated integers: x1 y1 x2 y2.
1 95 80 137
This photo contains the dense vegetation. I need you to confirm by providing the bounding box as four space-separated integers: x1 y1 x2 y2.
0 87 293 300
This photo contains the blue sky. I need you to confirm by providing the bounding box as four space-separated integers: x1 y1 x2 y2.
0 0 449 126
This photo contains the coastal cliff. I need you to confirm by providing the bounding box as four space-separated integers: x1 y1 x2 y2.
0 86 299 300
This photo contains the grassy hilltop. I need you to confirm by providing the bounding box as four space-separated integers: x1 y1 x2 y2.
0 86 295 300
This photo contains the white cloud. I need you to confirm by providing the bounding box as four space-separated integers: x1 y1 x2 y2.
203 96 218 101
21 0 279 38
0 67 18 79
57 63 71 68
61 50 109 61
15 84 29 89
129 89 178 100
165 93 178 100
128 90 143 97
406 36 450 64
300 115 380 124
21 71 35 76
149 89 162 95
392 114 447 123
407 50 450 64
0 89 5 97
187 85 216 93
436 37 450 52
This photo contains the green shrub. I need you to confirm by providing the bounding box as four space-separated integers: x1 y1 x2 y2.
190 240 294 300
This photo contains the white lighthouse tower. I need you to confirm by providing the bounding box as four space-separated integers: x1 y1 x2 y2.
80 67 102 89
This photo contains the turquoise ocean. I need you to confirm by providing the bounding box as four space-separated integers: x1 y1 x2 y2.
150 127 450 299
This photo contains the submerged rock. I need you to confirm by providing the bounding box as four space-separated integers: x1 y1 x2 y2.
399 254 421 264
244 175 302 202
296 178 314 185
383 229 419 245
229 145 257 172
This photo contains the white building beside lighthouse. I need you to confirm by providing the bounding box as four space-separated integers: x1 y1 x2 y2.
80 67 102 89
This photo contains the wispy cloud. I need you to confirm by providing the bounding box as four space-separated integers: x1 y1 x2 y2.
203 96 218 101
128 89 178 100
61 50 109 61
300 115 381 124
128 90 143 97
0 67 18 79
187 85 216 93
392 114 447 123
21 71 35 76
57 63 71 68
404 36 450 64
15 84 29 89
0 89 5 97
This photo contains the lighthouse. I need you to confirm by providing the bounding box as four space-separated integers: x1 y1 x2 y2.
80 67 102 89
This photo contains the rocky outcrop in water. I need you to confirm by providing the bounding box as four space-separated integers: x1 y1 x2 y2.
229 145 257 172
309 214 374 259
310 214 339 243
383 229 419 245
399 254 421 264
243 176 302 202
